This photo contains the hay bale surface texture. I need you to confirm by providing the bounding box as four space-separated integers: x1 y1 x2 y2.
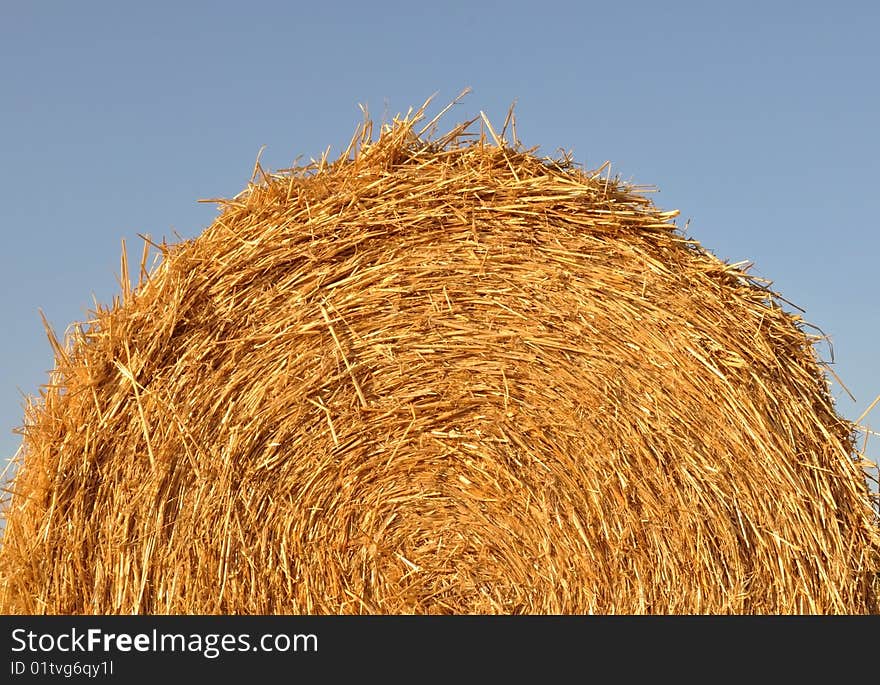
2 102 879 614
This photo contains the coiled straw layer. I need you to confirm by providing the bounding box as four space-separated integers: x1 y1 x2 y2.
2 100 878 613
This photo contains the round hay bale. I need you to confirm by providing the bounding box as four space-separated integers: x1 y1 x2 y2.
1 103 878 614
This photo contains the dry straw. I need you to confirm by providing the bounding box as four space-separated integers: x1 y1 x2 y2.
1 95 878 614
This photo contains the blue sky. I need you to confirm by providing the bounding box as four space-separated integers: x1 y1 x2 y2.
1 1 878 479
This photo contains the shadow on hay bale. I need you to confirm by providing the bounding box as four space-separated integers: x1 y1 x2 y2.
1 97 879 614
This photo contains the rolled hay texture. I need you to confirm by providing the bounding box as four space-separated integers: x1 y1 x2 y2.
1 106 879 615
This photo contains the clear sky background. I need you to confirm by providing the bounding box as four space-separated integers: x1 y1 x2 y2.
2 1 878 485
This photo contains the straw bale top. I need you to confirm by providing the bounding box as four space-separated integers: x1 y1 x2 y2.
1 100 878 613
